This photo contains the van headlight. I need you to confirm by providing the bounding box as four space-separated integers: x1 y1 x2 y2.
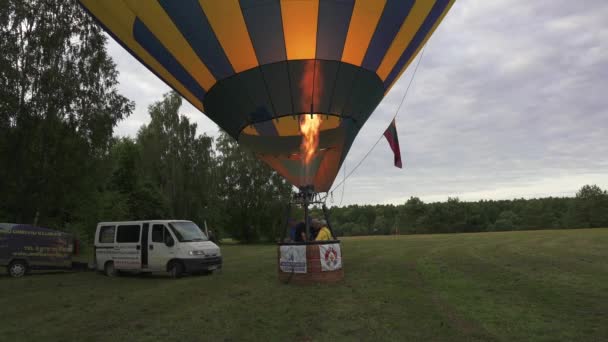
188 250 206 256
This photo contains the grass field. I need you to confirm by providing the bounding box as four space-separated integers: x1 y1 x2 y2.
1 229 607 341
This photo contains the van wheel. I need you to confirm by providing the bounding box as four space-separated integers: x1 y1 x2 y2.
8 260 28 278
168 261 184 279
104 261 118 277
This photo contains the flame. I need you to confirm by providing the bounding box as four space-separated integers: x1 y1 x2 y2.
300 114 322 165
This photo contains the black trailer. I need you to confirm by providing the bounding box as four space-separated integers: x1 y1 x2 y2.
0 223 79 277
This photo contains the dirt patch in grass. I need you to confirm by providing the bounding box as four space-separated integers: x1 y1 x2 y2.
406 261 498 341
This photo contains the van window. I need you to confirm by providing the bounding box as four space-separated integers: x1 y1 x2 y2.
151 224 165 243
116 225 140 243
169 221 207 242
99 226 115 243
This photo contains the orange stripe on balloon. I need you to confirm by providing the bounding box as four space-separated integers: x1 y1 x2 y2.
199 0 259 72
124 0 216 91
341 0 386 66
280 0 320 60
79 0 205 112
377 0 436 81
385 0 455 94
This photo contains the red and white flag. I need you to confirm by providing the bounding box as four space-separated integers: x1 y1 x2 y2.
383 119 403 168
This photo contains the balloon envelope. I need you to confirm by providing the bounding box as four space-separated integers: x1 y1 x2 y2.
79 0 454 192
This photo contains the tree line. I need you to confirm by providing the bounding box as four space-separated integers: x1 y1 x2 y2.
323 185 608 236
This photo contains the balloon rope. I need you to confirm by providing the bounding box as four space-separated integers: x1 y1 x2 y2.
339 163 346 206
329 45 427 196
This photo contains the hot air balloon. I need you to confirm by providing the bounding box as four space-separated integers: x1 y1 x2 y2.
79 0 454 283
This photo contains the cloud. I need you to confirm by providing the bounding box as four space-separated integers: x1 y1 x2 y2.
108 40 220 138
108 0 608 205
335 0 608 205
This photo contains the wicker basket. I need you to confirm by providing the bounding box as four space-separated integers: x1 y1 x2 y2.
277 241 344 285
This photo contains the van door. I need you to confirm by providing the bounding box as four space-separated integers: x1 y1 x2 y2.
96 225 116 270
148 224 175 271
114 224 142 270
141 223 149 268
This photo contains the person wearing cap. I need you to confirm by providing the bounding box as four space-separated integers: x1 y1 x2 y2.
314 219 333 241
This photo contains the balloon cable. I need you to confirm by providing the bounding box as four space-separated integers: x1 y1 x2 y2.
339 163 346 206
329 45 427 196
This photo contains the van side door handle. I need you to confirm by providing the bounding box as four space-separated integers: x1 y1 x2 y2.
136 245 141 250
149 245 154 250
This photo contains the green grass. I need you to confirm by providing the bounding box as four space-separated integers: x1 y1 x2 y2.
1 228 607 341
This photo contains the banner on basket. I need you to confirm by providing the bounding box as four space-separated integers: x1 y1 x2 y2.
279 245 307 273
319 243 342 271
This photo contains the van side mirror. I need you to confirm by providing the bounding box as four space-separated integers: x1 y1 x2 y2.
165 235 175 247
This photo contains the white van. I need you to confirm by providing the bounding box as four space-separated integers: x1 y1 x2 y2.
94 220 221 278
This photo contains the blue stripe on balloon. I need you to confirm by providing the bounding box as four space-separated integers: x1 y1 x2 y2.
239 0 287 65
254 121 279 136
158 0 235 81
249 106 278 136
384 0 450 89
316 0 354 61
361 0 415 71
133 18 206 102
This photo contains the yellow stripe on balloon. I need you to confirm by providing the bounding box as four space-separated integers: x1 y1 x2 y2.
274 116 301 137
273 115 341 137
280 0 320 60
241 125 259 136
319 115 341 131
377 0 436 81
79 0 205 112
385 0 455 93
199 0 259 72
123 0 216 91
341 0 386 66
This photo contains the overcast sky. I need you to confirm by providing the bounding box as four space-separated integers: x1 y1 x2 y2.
108 0 608 206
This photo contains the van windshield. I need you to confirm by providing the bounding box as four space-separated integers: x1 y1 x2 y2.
168 221 208 242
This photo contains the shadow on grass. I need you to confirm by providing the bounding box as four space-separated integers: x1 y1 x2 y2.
0 269 83 279
0 267 217 280
111 270 217 280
